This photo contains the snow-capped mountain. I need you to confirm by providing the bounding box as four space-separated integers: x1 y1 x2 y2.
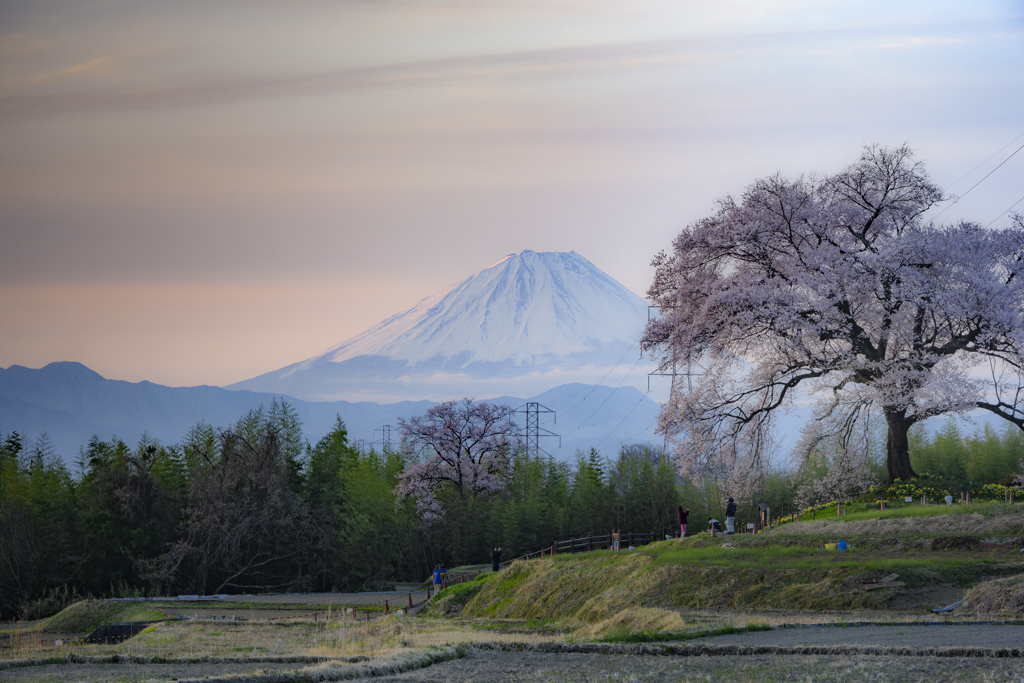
229 250 654 402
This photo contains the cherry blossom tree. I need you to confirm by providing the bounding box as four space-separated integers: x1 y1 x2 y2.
396 400 520 519
792 400 883 509
643 145 1024 484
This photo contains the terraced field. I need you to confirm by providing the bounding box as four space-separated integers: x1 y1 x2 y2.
3 503 1024 681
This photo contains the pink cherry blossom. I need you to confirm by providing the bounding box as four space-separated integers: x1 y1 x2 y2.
643 145 1024 484
395 400 520 520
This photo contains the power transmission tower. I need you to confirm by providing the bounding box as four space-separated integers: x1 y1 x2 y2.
373 425 394 452
516 403 560 458
646 305 701 453
355 438 369 455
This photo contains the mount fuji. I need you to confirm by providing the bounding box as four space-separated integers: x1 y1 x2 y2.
228 250 654 402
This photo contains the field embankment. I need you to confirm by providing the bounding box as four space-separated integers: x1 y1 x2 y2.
429 507 1024 622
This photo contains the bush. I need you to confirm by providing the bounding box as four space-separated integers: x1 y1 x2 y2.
21 585 86 621
999 473 1023 488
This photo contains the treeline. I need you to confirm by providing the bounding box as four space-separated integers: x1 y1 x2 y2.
909 421 1023 486
0 401 701 620
5 401 1018 621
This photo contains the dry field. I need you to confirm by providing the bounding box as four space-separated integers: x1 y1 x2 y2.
4 609 1024 681
6 506 1024 680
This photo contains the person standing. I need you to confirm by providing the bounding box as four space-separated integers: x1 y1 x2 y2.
491 546 502 572
678 506 689 538
432 564 443 593
726 497 737 535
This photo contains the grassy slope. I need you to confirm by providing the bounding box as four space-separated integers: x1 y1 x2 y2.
448 506 1024 621
29 601 170 633
7 598 394 635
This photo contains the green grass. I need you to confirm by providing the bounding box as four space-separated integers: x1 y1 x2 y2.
804 502 1005 524
432 505 1024 625
420 574 494 617
640 541 997 572
14 600 171 633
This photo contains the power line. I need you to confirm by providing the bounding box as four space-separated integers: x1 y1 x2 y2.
595 373 669 454
985 194 1024 229
560 354 646 440
592 396 648 450
558 332 646 416
557 393 647 430
942 132 1024 191
932 138 1024 221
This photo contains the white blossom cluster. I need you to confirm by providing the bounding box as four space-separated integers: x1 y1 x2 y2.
643 145 1024 485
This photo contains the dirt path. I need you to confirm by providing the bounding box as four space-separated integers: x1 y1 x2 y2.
151 592 432 621
371 649 1024 682
687 623 1024 648
237 592 428 606
0 661 305 682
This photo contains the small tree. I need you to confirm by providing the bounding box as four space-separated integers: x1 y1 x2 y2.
145 409 324 595
792 402 883 509
396 400 519 519
643 145 1024 484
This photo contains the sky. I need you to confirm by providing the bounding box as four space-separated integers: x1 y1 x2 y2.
1 0 1023 389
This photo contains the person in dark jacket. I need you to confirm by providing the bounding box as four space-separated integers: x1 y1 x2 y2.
491 546 502 572
678 506 689 538
726 497 737 534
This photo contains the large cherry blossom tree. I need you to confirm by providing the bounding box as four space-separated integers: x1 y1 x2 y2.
642 145 1024 484
396 400 520 519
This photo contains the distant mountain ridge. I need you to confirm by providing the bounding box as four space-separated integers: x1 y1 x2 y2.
229 250 653 402
0 251 667 461
0 362 660 465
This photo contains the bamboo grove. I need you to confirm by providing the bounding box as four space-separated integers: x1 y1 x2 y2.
1 399 1021 620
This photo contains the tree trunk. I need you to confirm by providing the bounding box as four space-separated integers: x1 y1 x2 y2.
883 407 918 484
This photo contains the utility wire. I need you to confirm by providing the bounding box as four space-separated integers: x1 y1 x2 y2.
557 392 645 429
561 354 645 439
942 132 1024 191
558 332 646 416
985 194 1024 229
599 372 670 454
932 138 1024 221
592 396 648 450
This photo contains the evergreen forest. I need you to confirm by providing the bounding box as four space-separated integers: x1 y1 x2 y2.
1 400 1020 620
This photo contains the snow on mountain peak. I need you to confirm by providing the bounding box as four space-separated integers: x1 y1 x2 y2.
314 250 647 368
